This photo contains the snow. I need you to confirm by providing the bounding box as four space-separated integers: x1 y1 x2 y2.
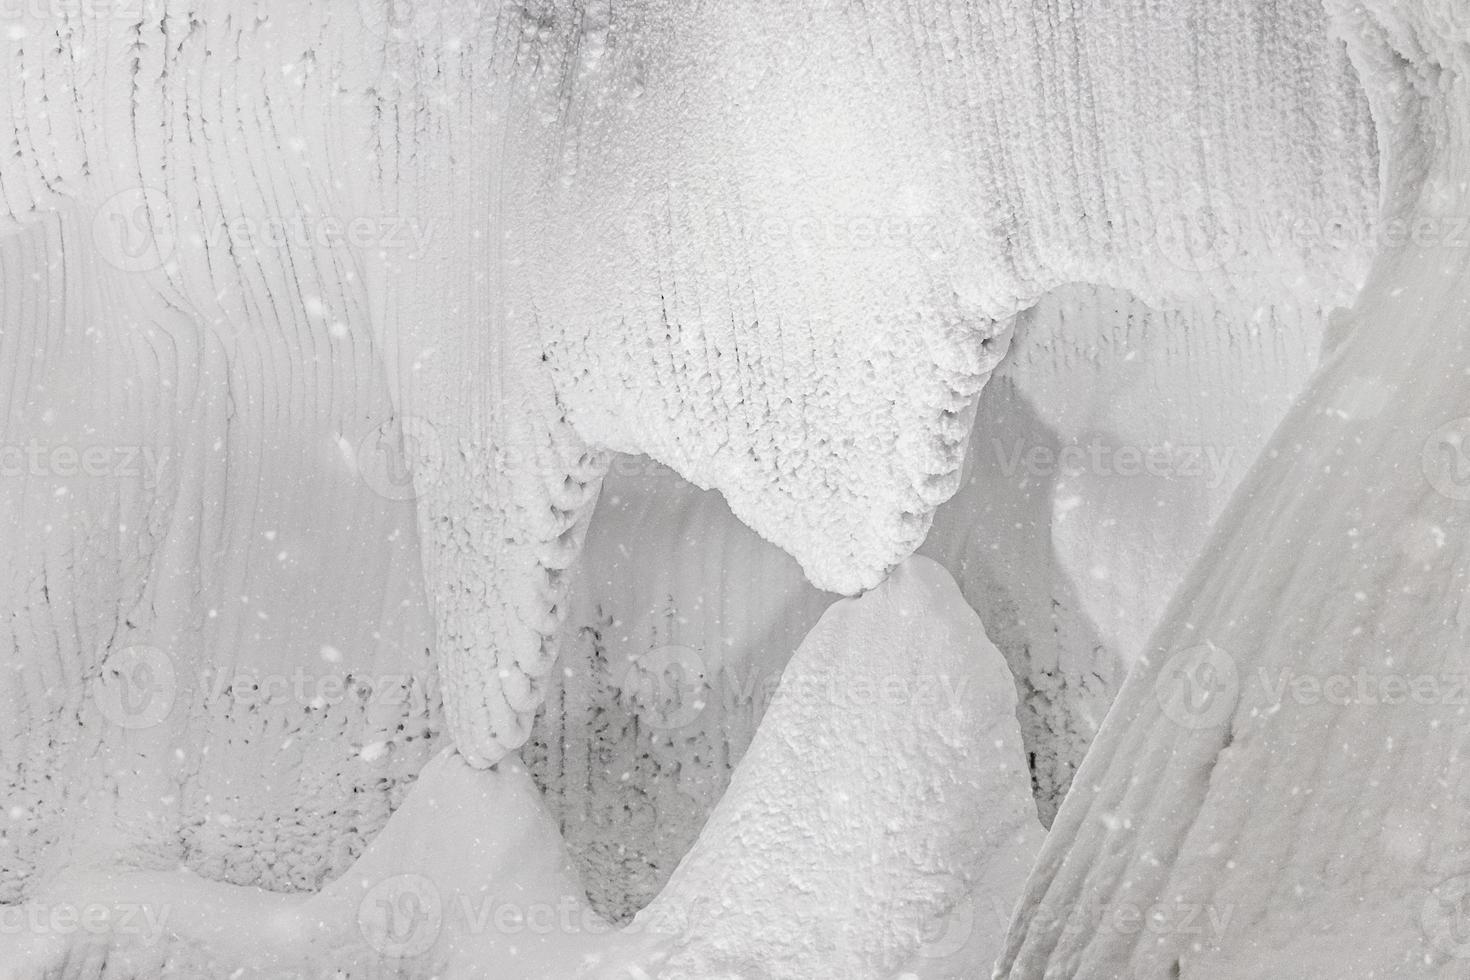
0 750 605 978
0 0 1383 781
923 283 1328 823
1 558 1037 980
527 454 839 923
528 0 1376 603
624 556 1040 979
999 5 1470 974
3 1 1448 978
0 204 442 905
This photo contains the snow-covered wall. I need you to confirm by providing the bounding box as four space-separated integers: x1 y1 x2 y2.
926 283 1327 824
526 456 837 921
1 0 1384 909
0 206 442 903
1000 4 1470 975
528 0 1377 598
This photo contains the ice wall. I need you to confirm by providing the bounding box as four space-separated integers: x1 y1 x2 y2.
530 0 1377 599
0 187 441 900
0 0 1384 895
999 4 1470 975
625 557 1041 980
925 284 1326 824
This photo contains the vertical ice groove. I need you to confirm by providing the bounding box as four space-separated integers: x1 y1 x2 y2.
999 4 1470 975
527 0 1376 597
3 2 443 904
0 0 1385 898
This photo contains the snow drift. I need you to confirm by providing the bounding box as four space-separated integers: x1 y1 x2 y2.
1000 3 1470 975
0 558 1037 979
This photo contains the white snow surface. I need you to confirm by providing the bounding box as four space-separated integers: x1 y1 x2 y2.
925 283 1328 825
625 556 1041 980
1000 5 1470 975
529 0 1377 598
0 557 1038 980
0 0 1382 775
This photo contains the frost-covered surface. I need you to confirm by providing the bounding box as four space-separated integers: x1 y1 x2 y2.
1000 5 1470 974
624 557 1040 979
527 455 838 922
0 560 1037 979
0 1 1417 975
537 278 1329 912
528 0 1377 596
0 0 1383 786
0 750 605 978
0 200 441 905
924 283 1327 823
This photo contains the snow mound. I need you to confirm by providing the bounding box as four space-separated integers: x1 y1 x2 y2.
624 556 1041 980
1000 9 1470 975
2 0 1382 787
526 0 1376 597
0 750 608 979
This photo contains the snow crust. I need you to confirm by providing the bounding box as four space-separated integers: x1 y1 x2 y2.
0 0 1384 780
924 283 1328 824
0 750 604 978
527 454 839 921
622 556 1040 979
1 558 1037 980
524 0 1377 596
0 202 442 905
1000 6 1470 974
